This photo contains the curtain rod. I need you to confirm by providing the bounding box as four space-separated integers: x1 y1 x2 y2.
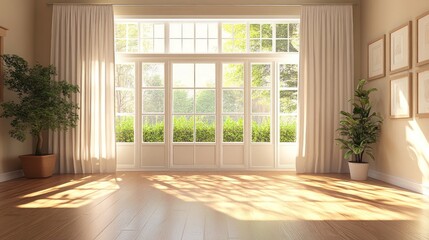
46 2 358 6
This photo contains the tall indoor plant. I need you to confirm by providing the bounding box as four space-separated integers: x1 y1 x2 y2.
336 79 383 180
0 54 79 178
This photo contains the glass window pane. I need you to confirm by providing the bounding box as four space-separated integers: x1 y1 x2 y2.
280 116 297 143
222 39 234 53
115 64 135 88
183 39 194 52
289 23 299 38
280 90 297 114
127 39 139 52
276 40 288 52
276 24 288 38
252 116 270 142
141 39 153 53
196 39 208 53
223 116 243 142
250 39 260 52
170 39 182 53
170 23 182 38
223 90 244 113
142 63 164 87
142 90 164 113
115 23 126 38
251 64 271 87
173 64 194 87
261 39 272 52
173 89 194 113
196 64 215 87
143 115 164 143
250 24 260 38
115 116 134 142
154 39 165 53
196 115 215 142
208 39 218 53
252 90 271 113
141 23 153 38
127 24 139 38
154 24 164 38
234 24 246 38
222 63 244 87
196 90 215 114
183 23 194 38
115 90 135 113
173 115 194 142
289 39 299 52
208 23 218 38
279 64 298 88
261 24 273 38
234 39 246 52
222 24 233 38
115 39 126 52
196 23 208 38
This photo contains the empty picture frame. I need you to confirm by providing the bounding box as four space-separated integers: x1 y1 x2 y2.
368 35 385 80
417 11 429 66
389 22 412 74
417 69 429 117
390 73 412 118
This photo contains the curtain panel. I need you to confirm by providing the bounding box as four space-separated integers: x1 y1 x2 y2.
297 5 354 173
49 5 116 173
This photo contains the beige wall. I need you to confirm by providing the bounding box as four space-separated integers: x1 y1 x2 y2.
0 0 36 173
361 0 429 188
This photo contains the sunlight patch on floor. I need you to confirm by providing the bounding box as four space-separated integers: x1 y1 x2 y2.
17 176 119 208
147 174 429 221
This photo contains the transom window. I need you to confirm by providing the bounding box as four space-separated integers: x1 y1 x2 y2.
115 20 299 54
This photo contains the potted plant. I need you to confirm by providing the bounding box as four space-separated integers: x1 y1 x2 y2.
0 54 79 178
336 79 383 180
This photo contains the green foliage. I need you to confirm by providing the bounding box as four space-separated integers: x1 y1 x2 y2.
223 117 243 142
195 116 215 142
143 120 164 142
280 118 296 142
252 118 271 142
336 79 383 163
0 54 79 155
115 116 134 142
173 116 194 142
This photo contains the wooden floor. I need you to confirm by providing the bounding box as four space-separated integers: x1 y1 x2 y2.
0 172 428 240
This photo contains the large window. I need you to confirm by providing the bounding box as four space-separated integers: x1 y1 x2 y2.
114 19 299 169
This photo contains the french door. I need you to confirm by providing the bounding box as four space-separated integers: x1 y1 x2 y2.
115 56 297 170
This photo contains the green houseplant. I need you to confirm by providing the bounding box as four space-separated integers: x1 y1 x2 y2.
336 79 383 180
0 54 79 178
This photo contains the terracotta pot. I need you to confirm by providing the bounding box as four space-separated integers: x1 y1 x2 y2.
19 154 56 178
348 161 369 180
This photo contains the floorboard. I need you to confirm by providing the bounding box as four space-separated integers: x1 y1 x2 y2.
0 172 428 240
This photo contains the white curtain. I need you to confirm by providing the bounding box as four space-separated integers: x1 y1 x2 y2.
49 5 116 173
297 5 354 173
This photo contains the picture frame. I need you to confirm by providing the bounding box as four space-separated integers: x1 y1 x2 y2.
368 35 385 80
390 73 412 119
417 11 429 66
389 21 412 74
417 68 429 117
0 26 7 102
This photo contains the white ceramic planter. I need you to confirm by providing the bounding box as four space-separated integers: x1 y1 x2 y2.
348 161 369 181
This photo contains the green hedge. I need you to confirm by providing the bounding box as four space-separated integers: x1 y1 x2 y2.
115 116 296 143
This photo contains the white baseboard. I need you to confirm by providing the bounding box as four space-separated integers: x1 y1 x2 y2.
369 169 429 196
0 170 24 182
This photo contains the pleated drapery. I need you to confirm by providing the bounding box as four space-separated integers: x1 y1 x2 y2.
49 5 116 173
297 5 354 173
